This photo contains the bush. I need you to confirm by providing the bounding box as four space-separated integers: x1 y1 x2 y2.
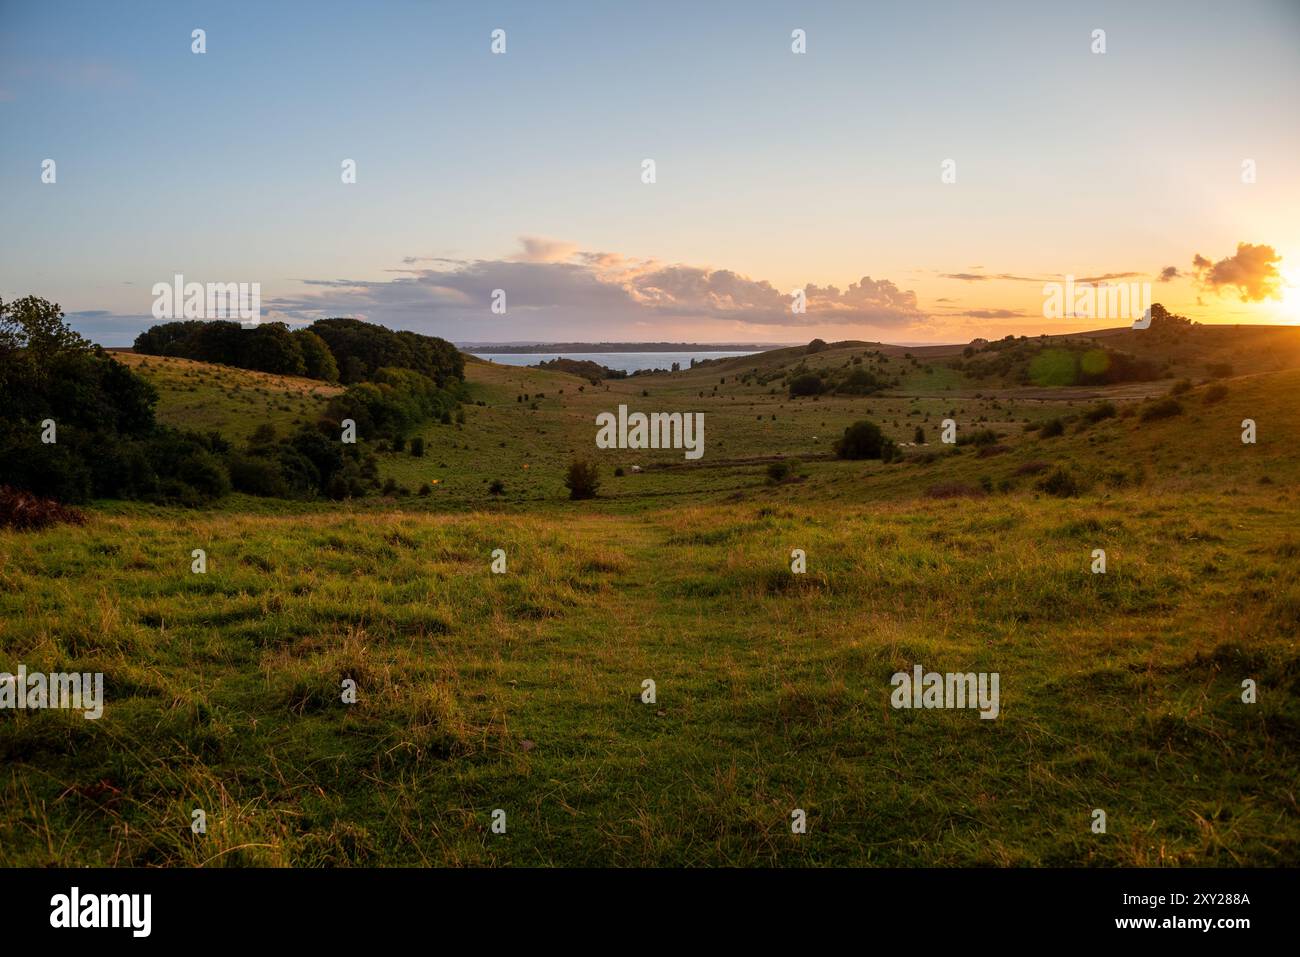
766 461 792 483
564 460 601 500
410 436 425 457
1014 460 1051 476
834 420 895 460
0 485 86 530
836 367 883 395
957 428 999 447
228 452 290 497
1140 397 1183 422
788 373 825 397
1170 378 1193 396
1203 383 1228 404
1037 467 1081 497
1039 418 1065 438
488 479 505 496
926 482 985 499
914 426 925 444
1081 401 1116 424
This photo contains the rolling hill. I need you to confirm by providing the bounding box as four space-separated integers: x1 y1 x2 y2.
1 325 1296 866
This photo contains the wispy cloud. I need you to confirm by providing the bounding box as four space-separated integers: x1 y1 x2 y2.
952 308 1032 319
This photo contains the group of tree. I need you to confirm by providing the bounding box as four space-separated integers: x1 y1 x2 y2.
133 321 339 380
133 316 464 387
2 297 459 509
534 357 626 381
787 365 887 398
326 366 461 443
2 296 232 505
955 338 1161 386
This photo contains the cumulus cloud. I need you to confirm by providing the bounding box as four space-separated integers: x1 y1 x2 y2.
1157 266 1180 282
510 236 578 263
1191 243 1282 302
265 239 929 338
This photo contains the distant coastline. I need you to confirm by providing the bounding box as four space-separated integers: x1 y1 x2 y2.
461 342 788 354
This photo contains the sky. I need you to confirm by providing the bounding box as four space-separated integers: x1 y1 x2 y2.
2 0 1299 346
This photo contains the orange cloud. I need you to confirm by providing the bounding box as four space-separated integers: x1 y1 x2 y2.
1191 243 1282 302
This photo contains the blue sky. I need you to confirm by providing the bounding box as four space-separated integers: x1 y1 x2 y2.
2 0 1298 345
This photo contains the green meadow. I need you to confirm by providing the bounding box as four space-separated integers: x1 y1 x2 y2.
2 331 1298 866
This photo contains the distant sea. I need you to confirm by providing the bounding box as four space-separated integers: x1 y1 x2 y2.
470 351 758 373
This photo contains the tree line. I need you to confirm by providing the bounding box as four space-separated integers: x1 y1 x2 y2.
133 316 464 387
1 297 465 509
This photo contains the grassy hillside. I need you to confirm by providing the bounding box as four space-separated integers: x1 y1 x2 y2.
112 351 343 442
1 330 1297 866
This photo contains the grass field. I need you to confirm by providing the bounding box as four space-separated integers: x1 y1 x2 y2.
2 331 1298 866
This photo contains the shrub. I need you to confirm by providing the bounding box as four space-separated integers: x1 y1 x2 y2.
417 483 431 497
488 479 505 496
834 420 896 460
766 461 792 483
1014 460 1051 476
1203 383 1228 404
1039 418 1065 438
228 452 290 497
0 485 86 530
392 435 406 453
409 436 425 457
913 426 925 444
1170 378 1193 396
614 467 625 477
927 482 985 499
837 367 883 395
957 428 999 447
564 460 601 500
1037 467 1081 497
1140 397 1183 421
788 373 825 397
1081 401 1116 424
